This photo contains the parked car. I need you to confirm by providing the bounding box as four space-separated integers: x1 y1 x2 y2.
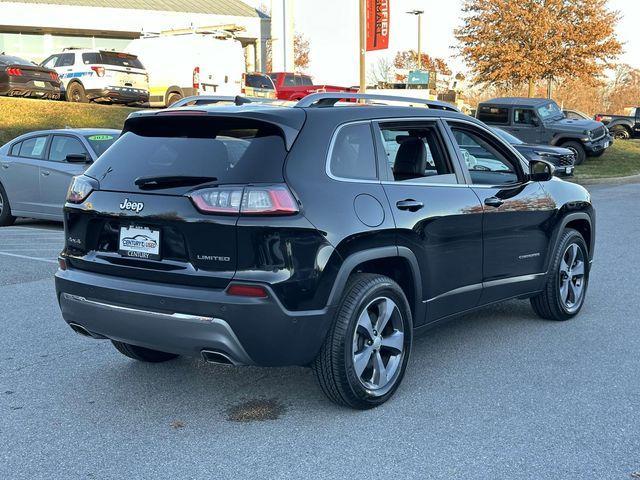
40 49 148 105
491 127 575 176
477 97 612 164
0 54 60 99
241 73 277 99
54 93 595 409
267 72 358 101
0 129 119 225
563 109 592 121
595 107 640 140
127 34 245 107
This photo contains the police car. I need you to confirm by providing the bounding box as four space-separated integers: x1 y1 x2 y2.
40 49 149 105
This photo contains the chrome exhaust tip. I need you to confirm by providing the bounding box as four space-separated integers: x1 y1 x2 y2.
201 349 237 366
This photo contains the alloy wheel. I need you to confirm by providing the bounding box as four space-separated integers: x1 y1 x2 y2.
352 296 405 395
0 193 3 215
559 243 586 313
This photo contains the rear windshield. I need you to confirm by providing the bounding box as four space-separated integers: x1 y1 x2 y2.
245 74 274 89
85 116 287 190
0 56 33 66
84 133 119 157
81 52 144 69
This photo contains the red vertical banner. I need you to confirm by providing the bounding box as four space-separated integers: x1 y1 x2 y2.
366 0 390 51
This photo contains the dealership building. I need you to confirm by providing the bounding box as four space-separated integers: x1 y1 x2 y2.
0 0 273 71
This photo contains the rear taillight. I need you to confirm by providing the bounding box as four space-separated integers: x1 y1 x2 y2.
188 185 299 216
594 115 603 122
91 66 105 77
67 175 97 204
49 71 59 82
6 68 22 76
193 66 200 90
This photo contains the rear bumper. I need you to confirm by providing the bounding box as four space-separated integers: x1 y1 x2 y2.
85 86 149 103
55 266 334 367
0 80 60 98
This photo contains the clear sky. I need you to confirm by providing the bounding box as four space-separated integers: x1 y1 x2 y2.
248 0 640 86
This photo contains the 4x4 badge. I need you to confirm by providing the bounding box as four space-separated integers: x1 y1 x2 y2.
119 198 144 213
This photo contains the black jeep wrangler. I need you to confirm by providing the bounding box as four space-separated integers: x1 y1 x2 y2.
55 93 595 409
477 97 612 164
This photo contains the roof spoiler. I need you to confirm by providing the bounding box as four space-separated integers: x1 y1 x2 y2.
294 92 460 112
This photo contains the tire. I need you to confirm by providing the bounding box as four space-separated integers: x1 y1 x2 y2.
610 125 631 140
111 340 179 363
531 228 589 321
166 92 182 107
66 82 87 103
561 141 586 165
0 183 16 227
312 273 413 409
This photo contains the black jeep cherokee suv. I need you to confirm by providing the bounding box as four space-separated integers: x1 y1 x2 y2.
55 93 595 409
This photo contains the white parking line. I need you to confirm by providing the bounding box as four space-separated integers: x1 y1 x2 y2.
0 251 58 264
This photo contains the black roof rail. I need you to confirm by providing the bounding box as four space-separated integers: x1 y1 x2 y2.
295 92 460 112
170 95 281 108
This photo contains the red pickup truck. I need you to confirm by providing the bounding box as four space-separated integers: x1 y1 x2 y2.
267 72 357 101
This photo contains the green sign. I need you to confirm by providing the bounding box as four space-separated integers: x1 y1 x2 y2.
88 135 114 141
407 70 430 85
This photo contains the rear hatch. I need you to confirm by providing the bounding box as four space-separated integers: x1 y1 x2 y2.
85 51 148 90
64 113 299 288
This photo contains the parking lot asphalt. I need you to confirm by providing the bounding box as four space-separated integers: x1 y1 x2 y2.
1 183 639 480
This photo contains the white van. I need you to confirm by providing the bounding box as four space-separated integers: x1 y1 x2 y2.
127 34 245 107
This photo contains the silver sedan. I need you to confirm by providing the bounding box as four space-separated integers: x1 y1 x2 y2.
0 128 119 225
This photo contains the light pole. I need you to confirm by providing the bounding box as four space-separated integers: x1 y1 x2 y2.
359 0 366 93
407 9 424 70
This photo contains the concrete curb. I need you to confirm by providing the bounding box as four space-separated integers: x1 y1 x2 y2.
571 173 640 186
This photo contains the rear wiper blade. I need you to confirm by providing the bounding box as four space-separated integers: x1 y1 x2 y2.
134 175 217 190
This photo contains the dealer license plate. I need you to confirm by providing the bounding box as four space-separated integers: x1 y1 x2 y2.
118 226 160 260
34 81 45 88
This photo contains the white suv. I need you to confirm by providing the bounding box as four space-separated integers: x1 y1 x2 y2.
40 49 149 105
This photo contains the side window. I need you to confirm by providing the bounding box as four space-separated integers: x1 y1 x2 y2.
300 75 314 86
514 109 537 125
56 53 75 68
18 136 48 159
9 141 22 156
49 136 87 162
283 74 296 87
449 125 519 185
329 123 377 180
41 55 58 69
477 106 509 125
82 53 101 64
378 122 456 184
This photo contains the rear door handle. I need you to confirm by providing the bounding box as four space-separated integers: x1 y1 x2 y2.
41 170 51 177
396 199 424 212
1 164 9 169
484 196 504 208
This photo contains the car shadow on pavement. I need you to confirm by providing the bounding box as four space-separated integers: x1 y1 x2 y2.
82 299 543 422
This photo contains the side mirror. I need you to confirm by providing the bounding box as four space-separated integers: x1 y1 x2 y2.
66 153 91 164
530 160 554 181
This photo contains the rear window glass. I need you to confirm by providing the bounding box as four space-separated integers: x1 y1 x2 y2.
245 74 274 89
329 123 377 180
19 136 48 159
82 52 143 69
86 117 287 190
478 106 509 125
84 133 119 157
0 56 33 66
